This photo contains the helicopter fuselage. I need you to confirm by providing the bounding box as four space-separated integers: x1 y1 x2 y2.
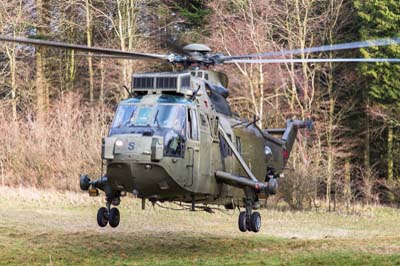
99 70 281 208
78 69 305 232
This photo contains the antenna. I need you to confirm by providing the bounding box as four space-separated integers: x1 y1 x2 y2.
123 85 134 98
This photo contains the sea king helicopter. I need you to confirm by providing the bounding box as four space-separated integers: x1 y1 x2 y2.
1 35 399 233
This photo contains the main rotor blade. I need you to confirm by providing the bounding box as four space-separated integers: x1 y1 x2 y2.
0 35 170 61
75 53 135 60
226 58 400 64
224 38 400 60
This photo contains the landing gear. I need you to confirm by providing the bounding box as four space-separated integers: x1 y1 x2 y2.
238 209 262 232
80 174 123 228
238 188 262 233
250 212 261 232
109 208 120 228
238 212 247 232
97 207 108 227
96 196 121 228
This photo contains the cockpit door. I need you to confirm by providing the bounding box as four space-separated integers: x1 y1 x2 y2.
184 107 200 188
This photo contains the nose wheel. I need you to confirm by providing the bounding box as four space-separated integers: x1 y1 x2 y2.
96 199 120 228
109 207 120 228
97 207 109 227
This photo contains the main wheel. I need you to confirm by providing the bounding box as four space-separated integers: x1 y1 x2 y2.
250 212 261 232
238 211 247 232
97 207 108 227
109 207 120 228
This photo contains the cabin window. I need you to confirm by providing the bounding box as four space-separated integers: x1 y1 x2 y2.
188 108 199 141
236 136 242 155
219 135 231 157
205 73 209 80
197 72 203 78
207 115 219 141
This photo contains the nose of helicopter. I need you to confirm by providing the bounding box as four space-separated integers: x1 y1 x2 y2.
103 135 185 198
102 134 164 161
107 161 180 197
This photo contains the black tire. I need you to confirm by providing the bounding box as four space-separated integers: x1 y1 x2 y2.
238 211 247 232
267 178 278 195
97 207 108 227
250 212 261 232
80 175 90 191
109 207 120 228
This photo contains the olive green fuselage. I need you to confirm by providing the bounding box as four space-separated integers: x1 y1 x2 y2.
103 70 276 207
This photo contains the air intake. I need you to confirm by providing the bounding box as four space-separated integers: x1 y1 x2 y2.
131 72 192 95
156 76 177 89
133 77 154 89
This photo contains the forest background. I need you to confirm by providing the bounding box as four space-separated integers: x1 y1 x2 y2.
0 0 399 211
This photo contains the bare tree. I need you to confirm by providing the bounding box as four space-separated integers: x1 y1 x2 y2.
0 0 31 120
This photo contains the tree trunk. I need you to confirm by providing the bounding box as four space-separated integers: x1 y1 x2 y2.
364 94 371 180
99 58 105 104
344 157 351 212
6 46 17 120
66 49 76 91
35 0 50 120
85 0 94 102
36 46 46 120
117 0 128 98
387 124 394 180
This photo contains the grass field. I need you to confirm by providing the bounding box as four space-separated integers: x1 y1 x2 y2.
0 187 400 265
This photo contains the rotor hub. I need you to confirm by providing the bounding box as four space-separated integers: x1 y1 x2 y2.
183 43 212 54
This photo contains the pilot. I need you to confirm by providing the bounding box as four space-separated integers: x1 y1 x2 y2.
165 107 186 156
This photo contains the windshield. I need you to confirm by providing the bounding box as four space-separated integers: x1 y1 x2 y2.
110 103 188 158
112 105 137 128
111 104 186 132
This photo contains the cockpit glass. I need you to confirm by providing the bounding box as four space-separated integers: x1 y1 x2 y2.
133 107 153 126
154 105 186 134
112 105 137 128
111 104 186 132
110 103 188 158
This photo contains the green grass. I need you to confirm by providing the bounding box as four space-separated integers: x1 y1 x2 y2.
0 187 400 265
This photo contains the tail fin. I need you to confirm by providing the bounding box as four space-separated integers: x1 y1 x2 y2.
281 120 306 153
263 119 308 172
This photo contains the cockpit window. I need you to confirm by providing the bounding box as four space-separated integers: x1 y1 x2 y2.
134 106 153 126
154 105 186 134
112 105 137 128
110 103 187 158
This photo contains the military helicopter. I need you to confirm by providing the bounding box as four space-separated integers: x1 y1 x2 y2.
1 35 399 233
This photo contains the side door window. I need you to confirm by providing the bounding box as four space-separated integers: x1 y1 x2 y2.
236 136 242 155
188 108 199 141
209 115 219 141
